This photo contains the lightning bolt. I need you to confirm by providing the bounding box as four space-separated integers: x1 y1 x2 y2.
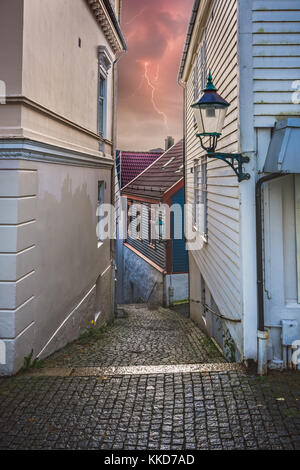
144 62 168 128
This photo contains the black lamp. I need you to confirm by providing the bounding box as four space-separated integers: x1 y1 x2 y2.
191 72 250 182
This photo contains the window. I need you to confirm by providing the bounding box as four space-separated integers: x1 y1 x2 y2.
201 156 208 241
127 200 133 238
201 275 206 320
192 32 206 104
193 158 208 241
148 205 156 248
98 46 112 140
200 32 207 91
158 211 164 240
97 181 105 243
193 54 199 102
136 205 142 240
193 160 200 229
98 75 106 137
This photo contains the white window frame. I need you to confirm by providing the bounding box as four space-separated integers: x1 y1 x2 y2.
136 203 142 240
193 157 208 243
193 160 200 231
98 47 112 140
200 156 208 243
97 181 105 245
193 54 199 102
98 73 107 137
200 31 207 91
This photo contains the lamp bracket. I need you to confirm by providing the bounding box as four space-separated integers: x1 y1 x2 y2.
207 152 251 183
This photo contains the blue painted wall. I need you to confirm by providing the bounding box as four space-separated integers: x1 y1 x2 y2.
171 187 189 273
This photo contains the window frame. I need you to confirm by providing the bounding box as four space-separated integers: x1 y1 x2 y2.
97 180 105 245
97 46 112 141
158 211 164 241
136 204 142 241
148 205 156 249
193 160 200 231
193 158 208 243
200 30 207 91
201 156 208 243
193 53 199 102
98 72 107 137
127 200 133 239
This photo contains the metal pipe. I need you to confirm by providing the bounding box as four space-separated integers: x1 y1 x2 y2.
178 74 190 316
256 173 288 374
111 43 127 316
256 173 288 331
190 299 241 323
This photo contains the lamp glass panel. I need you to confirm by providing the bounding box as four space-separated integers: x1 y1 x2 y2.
193 106 205 134
193 104 228 135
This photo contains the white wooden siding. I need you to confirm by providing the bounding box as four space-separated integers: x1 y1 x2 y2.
252 0 300 127
185 0 243 350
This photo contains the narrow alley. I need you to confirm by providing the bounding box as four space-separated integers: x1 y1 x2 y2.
0 305 300 450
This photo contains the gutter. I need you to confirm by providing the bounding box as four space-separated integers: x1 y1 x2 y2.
178 25 190 313
102 0 128 52
110 35 127 316
256 172 288 375
177 0 201 316
178 0 200 82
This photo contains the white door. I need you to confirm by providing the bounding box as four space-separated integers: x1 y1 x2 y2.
264 175 300 363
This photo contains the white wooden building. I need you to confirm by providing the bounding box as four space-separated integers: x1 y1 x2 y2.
178 0 300 371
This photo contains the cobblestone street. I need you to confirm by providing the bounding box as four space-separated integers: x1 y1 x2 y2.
0 305 300 450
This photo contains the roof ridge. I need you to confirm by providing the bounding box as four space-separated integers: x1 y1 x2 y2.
121 140 184 192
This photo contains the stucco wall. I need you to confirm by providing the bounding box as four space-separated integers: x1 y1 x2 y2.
165 274 189 306
0 157 113 375
22 0 113 142
0 0 23 96
122 245 164 306
0 0 116 155
0 0 122 375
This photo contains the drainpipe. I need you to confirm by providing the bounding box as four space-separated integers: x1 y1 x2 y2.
256 172 288 375
178 77 190 315
111 47 127 316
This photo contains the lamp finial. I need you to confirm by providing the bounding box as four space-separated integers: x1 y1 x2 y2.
205 70 217 91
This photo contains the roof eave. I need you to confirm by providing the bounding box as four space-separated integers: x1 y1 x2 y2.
86 0 127 53
178 0 213 83
163 178 184 203
178 0 200 83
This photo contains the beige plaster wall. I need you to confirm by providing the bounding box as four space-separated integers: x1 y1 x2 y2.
0 0 115 154
0 158 113 374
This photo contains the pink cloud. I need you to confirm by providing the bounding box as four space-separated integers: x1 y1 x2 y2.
117 0 194 150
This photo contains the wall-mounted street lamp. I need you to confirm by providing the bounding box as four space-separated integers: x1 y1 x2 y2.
191 72 250 182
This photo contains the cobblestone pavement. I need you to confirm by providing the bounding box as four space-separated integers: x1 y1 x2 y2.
44 305 225 367
0 305 300 450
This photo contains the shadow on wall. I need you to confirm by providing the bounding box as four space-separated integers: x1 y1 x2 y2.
34 174 111 355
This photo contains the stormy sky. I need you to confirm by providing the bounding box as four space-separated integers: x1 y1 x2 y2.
117 0 193 151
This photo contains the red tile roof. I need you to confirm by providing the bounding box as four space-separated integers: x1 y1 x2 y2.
121 140 184 201
118 151 162 187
